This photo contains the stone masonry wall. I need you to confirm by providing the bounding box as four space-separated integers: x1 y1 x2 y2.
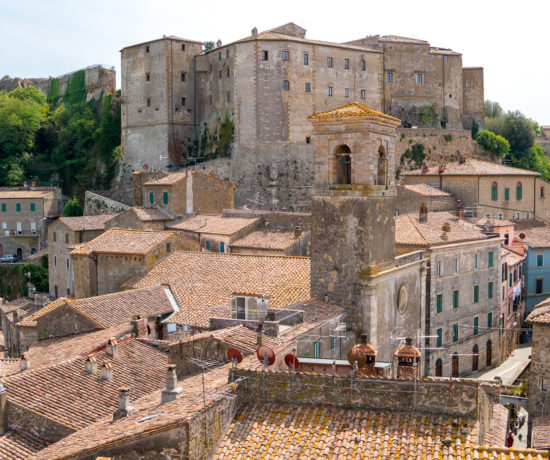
84 191 129 216
529 323 550 417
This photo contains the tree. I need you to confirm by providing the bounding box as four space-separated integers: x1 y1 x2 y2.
8 86 47 106
475 130 510 158
419 105 437 125
63 197 83 216
484 100 503 118
18 263 48 293
512 144 550 181
471 120 479 139
203 41 215 51
502 111 536 154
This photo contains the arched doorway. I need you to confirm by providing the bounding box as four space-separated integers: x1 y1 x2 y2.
377 145 387 186
452 353 459 377
334 145 351 185
472 344 479 372
16 248 22 260
435 358 443 377
486 340 492 367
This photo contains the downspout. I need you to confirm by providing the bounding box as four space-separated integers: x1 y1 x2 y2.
534 176 537 220
382 44 386 114
193 53 198 151
442 56 446 127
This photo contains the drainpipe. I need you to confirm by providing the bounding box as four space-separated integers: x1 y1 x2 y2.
193 53 198 152
382 43 386 114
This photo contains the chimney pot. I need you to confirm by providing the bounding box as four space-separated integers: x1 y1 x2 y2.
293 227 301 239
113 386 134 420
101 362 113 381
131 315 147 338
251 27 258 38
216 39 222 48
106 338 118 357
85 356 97 374
419 201 428 223
161 364 183 403
20 352 30 371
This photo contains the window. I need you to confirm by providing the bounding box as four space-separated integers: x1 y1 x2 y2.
453 323 459 342
526 212 530 219
219 70 222 79
218 52 221 61
53 232 56 242
487 312 493 328
467 81 472 87
54 256 57 267
220 242 225 253
66 258 70 269
303 53 309 65
65 233 69 243
437 260 442 277
542 186 545 199
543 379 549 392
515 211 520 219
181 72 186 82
453 258 459 274
226 92 231 103
226 68 230 77
474 254 479 270
283 80 290 91
331 336 335 350
327 57 333 68
146 73 150 81
498 213 503 220
504 233 509 245
30 203 35 212
306 137 311 144
491 182 498 201
327 86 333 96
488 281 493 299
502 286 505 301
437 81 441 87
145 45 150 53
516 182 523 200
149 192 154 205
488 251 494 268
443 55 448 62
314 340 321 358
453 290 459 309
0 204 4 212
536 277 544 294
503 263 508 280
166 243 171 253
415 45 420 50
261 50 268 60
537 253 544 267
361 60 366 71
181 44 185 51
474 285 479 303
147 98 151 107
504 188 510 201
205 240 210 250
416 73 424 84
344 58 349 69
282 50 289 61
436 294 442 313
387 72 393 83
163 192 168 205
181 97 186 106
340 87 348 98
226 49 229 58
16 203 21 212
360 89 366 99
436 328 442 347
208 95 213 105
305 82 311 93
474 316 479 335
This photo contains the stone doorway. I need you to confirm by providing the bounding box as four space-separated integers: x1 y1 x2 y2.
16 248 22 259
486 340 492 367
334 145 351 185
435 358 443 377
472 344 479 371
377 145 387 186
452 353 459 377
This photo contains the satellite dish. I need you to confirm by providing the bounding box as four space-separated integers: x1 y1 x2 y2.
347 348 366 368
227 348 243 364
519 233 526 240
284 353 300 369
256 345 275 366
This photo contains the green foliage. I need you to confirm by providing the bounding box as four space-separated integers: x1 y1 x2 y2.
97 94 121 186
47 78 60 105
511 144 550 181
502 111 536 153
9 86 46 106
63 70 87 106
203 41 215 51
197 113 235 161
443 134 453 142
471 121 479 139
475 129 510 158
419 105 437 125
18 263 48 293
63 197 83 216
401 143 425 166
6 163 24 185
40 253 48 269
484 100 503 118
0 266 25 301
218 113 234 157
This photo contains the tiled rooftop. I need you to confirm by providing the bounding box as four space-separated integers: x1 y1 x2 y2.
168 214 260 235
0 359 20 377
377 34 429 44
144 171 187 185
18 286 174 328
130 251 310 327
2 338 169 432
231 229 303 250
404 158 539 176
400 183 453 197
57 214 116 231
521 227 550 249
396 212 488 247
69 228 187 256
309 102 400 122
526 300 550 325
0 190 53 199
533 416 550 449
475 217 516 228
129 206 173 221
0 429 49 459
484 404 508 447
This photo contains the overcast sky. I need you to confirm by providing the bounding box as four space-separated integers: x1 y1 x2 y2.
2 0 548 124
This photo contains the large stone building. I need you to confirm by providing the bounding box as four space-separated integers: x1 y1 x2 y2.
120 23 483 209
527 300 550 418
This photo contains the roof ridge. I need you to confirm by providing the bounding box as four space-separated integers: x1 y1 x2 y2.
407 213 430 246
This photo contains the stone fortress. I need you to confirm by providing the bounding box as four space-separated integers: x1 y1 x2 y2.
119 23 485 210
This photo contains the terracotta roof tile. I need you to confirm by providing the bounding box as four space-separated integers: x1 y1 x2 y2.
404 158 539 176
130 206 173 221
400 183 453 197
476 217 516 228
130 251 310 328
0 190 53 199
0 430 49 459
168 214 260 235
231 229 304 250
16 297 67 327
533 416 550 449
57 215 117 231
144 171 187 185
309 102 401 122
527 299 550 324
0 359 20 377
484 404 509 447
522 227 550 249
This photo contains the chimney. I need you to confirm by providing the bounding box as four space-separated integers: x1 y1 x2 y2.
251 27 258 38
131 315 148 338
216 39 222 48
419 201 428 223
293 227 301 239
106 338 118 357
101 362 113 381
161 364 183 403
113 386 134 420
395 338 420 379
0 385 6 434
20 352 30 371
85 356 97 374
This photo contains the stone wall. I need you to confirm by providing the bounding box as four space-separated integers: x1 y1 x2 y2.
396 185 456 214
36 303 100 340
8 401 74 442
84 191 129 216
462 68 485 129
529 322 550 417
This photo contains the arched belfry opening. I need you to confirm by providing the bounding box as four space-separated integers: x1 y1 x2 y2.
377 145 387 187
333 144 351 185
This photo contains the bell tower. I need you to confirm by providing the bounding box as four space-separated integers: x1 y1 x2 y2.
309 103 401 332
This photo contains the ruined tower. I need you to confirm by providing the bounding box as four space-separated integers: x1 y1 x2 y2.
309 103 401 332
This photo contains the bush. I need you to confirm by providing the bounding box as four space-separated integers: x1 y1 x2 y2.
63 197 83 216
443 134 453 142
475 129 510 158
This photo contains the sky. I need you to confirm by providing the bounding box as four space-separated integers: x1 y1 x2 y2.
2 0 549 124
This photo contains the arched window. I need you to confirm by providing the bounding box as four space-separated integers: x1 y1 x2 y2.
452 353 459 377
491 182 498 201
377 145 387 186
516 182 523 200
486 340 492 367
472 344 479 371
435 358 443 377
333 145 351 185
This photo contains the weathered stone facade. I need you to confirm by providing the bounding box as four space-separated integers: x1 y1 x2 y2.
529 320 550 417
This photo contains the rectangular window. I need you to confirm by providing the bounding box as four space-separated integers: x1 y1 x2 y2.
30 202 35 212
327 57 333 68
331 336 335 350
474 285 479 303
149 192 154 205
16 203 21 212
487 312 493 328
517 184 523 200
219 70 222 79
474 254 479 270
327 86 333 96
467 81 471 87
181 72 186 82
491 183 498 201
453 290 459 309
537 253 544 267
488 281 493 299
147 98 151 107
226 92 231 103
437 260 442 277
53 232 56 242
361 60 366 71
416 73 424 84
261 50 268 60
205 240 210 250
387 72 393 83
526 212 530 219
542 187 545 198
344 58 349 69
0 203 5 212
146 73 150 81
443 55 448 62
226 49 229 58
515 211 520 219
220 242 225 253
218 52 221 61
145 45 150 53
504 188 510 201
181 44 185 51
305 82 311 93
282 50 289 61
436 294 442 313
54 256 56 267
360 89 366 99
283 80 290 91
453 258 459 274
227 68 230 77
163 192 168 205
314 340 321 358
453 323 458 342
303 53 309 65
498 213 504 220
65 233 69 243
504 263 508 280
536 277 544 294
344 88 350 98
488 251 494 268
474 316 479 335
436 328 442 347
181 97 186 106
543 379 548 392
66 258 70 269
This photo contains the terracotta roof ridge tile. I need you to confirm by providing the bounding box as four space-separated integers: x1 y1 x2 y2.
407 213 430 246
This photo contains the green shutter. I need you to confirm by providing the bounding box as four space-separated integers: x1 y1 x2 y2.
149 192 154 204
163 192 168 204
504 188 510 201
517 185 522 200
491 184 498 201
30 202 36 212
453 324 458 342
474 285 479 303
436 294 442 313
488 281 493 299
488 251 494 268
205 241 210 250
1 203 5 212
453 290 459 308
314 340 321 358
474 316 479 335
487 312 493 328
220 242 225 253
436 328 442 347
538 254 544 267
16 203 21 212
